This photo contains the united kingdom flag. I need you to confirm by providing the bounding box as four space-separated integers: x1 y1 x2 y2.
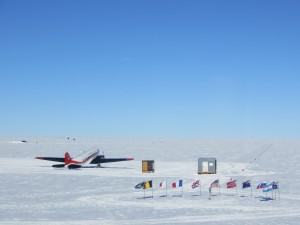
191 180 200 189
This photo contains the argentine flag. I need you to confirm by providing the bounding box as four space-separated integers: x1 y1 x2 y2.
263 183 273 192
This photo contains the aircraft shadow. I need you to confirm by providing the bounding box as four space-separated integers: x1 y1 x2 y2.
99 166 134 170
38 166 134 170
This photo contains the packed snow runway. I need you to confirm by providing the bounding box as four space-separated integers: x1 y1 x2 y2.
0 137 300 224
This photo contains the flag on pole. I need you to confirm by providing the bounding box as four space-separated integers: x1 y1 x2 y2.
256 182 267 189
272 181 279 190
159 179 168 196
191 180 200 189
272 181 280 201
135 181 145 189
242 180 251 189
263 183 273 192
144 180 152 189
172 179 183 188
210 179 219 188
227 179 237 189
159 180 167 188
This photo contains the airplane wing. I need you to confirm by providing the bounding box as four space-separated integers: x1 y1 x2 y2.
35 157 64 162
90 156 134 164
35 153 134 168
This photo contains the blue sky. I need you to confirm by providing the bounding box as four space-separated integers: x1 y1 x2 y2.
0 0 299 138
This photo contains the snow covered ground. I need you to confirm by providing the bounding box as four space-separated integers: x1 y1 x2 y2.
0 137 300 224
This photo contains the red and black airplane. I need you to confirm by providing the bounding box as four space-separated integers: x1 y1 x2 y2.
36 148 134 169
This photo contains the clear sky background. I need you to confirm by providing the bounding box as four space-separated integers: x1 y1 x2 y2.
0 0 299 138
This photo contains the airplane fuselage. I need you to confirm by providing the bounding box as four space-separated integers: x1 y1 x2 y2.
66 149 99 166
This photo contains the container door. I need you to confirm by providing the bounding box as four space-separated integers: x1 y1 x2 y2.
142 162 148 171
202 161 208 173
148 162 154 171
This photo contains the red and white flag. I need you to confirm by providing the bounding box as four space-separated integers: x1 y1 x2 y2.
159 180 167 188
227 179 237 189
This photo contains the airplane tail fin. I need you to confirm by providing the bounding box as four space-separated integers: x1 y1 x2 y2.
65 152 71 165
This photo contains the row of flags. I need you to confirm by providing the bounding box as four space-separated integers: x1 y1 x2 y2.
209 179 279 190
135 179 279 192
135 179 183 190
256 181 279 192
135 179 280 200
135 179 184 198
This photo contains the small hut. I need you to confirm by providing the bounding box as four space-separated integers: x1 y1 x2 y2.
142 160 155 173
198 158 217 174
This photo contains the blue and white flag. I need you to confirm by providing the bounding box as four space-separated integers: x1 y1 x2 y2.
263 183 273 192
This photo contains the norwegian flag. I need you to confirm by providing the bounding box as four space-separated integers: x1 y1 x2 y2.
227 179 237 189
191 180 200 189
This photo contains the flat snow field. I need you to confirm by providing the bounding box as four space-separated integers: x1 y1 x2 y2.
0 137 300 225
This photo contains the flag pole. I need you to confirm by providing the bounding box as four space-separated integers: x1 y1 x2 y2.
266 180 268 198
250 179 253 198
219 181 220 196
166 179 168 197
278 181 280 201
152 186 153 198
200 180 201 197
182 182 183 197
274 182 277 200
